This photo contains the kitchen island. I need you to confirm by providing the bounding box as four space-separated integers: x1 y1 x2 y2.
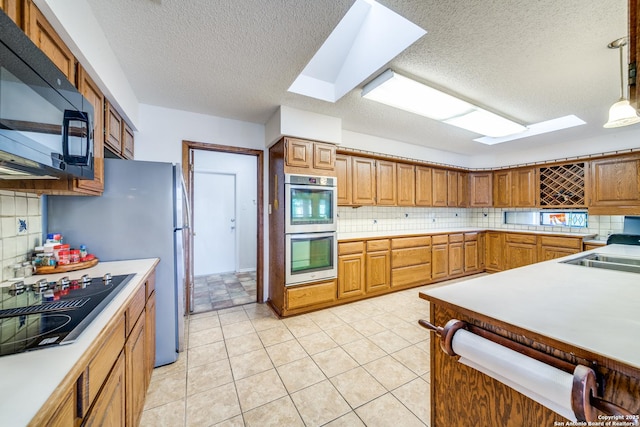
0 258 158 427
419 244 640 426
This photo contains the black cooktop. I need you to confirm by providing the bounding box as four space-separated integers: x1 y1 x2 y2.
0 273 133 357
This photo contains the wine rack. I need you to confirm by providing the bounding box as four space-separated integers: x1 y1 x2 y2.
539 163 586 207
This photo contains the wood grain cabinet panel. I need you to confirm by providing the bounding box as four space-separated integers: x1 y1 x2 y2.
446 171 458 207
538 236 582 261
366 250 390 293
0 0 21 25
512 167 537 207
415 166 433 206
105 101 123 155
589 154 640 210
431 243 448 280
464 233 479 273
493 170 512 207
285 138 312 169
76 66 105 194
486 232 504 272
469 172 493 207
122 122 134 160
432 169 448 207
505 241 537 269
144 292 156 389
338 253 365 298
352 157 376 205
335 154 352 205
286 280 337 310
126 314 146 427
47 387 76 427
376 160 397 205
313 142 335 170
397 163 416 206
390 237 431 288
83 352 126 427
448 236 464 276
457 172 469 207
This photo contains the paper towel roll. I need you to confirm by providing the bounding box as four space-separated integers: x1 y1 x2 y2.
452 329 577 422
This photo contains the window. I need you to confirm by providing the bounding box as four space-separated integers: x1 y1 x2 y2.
504 211 588 228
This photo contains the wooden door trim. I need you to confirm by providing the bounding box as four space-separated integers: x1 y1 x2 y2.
181 141 265 311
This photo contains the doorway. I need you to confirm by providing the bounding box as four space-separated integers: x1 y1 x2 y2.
182 141 263 314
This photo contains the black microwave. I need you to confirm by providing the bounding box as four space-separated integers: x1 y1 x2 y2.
0 10 94 180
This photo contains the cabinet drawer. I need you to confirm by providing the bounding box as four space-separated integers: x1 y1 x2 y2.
338 241 365 255
432 235 448 245
391 264 431 287
87 315 125 403
392 247 430 268
448 233 464 243
505 233 537 245
126 285 146 335
464 232 478 241
391 236 431 249
286 280 337 310
539 236 582 249
366 239 390 252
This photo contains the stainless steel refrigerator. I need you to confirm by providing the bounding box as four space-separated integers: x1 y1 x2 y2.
47 159 188 367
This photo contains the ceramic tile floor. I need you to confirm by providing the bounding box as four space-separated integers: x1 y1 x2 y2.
192 271 257 313
140 282 448 427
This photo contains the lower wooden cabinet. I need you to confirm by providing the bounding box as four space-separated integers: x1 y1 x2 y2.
448 234 464 276
505 233 538 269
126 313 147 427
84 352 126 427
431 235 449 280
485 232 504 272
47 388 76 427
338 241 365 299
285 280 337 311
145 292 156 389
538 236 582 261
391 236 431 288
365 239 390 293
464 233 480 273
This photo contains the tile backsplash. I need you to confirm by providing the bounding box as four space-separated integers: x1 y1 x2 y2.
337 206 624 239
0 191 42 281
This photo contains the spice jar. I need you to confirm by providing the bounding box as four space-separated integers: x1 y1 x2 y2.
69 249 81 264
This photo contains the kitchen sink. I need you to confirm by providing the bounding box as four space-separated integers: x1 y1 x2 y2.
561 253 640 274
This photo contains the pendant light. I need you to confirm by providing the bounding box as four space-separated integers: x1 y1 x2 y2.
603 37 640 128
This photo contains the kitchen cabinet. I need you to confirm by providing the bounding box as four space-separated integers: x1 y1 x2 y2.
457 172 469 207
539 162 587 208
447 171 458 207
284 137 335 174
144 284 156 389
365 239 390 293
583 241 606 251
493 170 511 207
123 122 135 160
285 280 337 311
448 234 464 276
391 236 431 288
512 167 537 207
538 236 582 260
589 153 640 214
126 309 146 427
23 0 76 84
464 233 480 273
485 231 504 272
505 233 537 269
105 101 124 156
84 352 126 427
76 65 105 194
415 166 433 206
376 160 397 205
335 154 352 205
0 0 21 25
47 387 76 427
431 235 449 280
397 163 416 206
351 156 377 205
469 172 493 207
432 169 448 207
338 241 365 299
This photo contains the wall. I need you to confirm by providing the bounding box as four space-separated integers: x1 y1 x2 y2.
0 191 42 281
337 205 622 240
193 150 257 275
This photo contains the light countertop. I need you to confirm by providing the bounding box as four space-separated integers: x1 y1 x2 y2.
0 258 159 427
419 244 640 372
339 227 596 241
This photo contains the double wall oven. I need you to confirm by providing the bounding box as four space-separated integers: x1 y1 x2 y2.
284 174 337 286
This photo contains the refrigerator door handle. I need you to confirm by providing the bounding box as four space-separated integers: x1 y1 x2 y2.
179 171 192 230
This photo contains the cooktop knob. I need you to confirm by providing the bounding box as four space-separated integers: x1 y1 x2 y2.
103 273 112 283
81 274 91 285
58 276 70 290
32 279 49 292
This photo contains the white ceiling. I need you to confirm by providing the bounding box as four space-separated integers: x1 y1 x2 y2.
85 0 632 157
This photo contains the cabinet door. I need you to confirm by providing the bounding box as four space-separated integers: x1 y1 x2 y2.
335 154 352 205
76 66 105 194
84 352 126 427
0 0 21 24
24 1 76 83
464 241 479 272
122 123 134 160
415 166 433 206
432 169 448 207
352 157 376 205
144 292 156 389
506 243 537 269
338 253 365 299
126 314 146 427
477 232 486 269
470 172 493 207
486 232 503 271
447 171 458 207
512 168 537 207
590 155 640 207
493 171 511 207
313 142 335 170
397 163 416 206
105 101 123 155
457 172 469 207
366 251 390 293
539 246 580 261
285 138 312 169
376 160 397 205
47 387 76 427
431 244 449 279
448 242 464 275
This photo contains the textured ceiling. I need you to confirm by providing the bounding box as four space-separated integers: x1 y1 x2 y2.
85 0 630 156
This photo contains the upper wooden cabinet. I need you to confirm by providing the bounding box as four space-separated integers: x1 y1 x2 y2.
123 123 135 160
335 154 352 205
376 160 397 205
432 169 448 207
457 172 469 207
589 154 640 214
469 172 492 207
351 156 377 205
493 170 511 207
284 137 335 174
415 166 433 206
0 0 21 24
23 1 76 84
493 167 536 207
539 162 587 208
446 171 458 207
397 163 416 206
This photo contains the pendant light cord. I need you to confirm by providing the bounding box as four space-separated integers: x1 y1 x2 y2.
619 43 625 99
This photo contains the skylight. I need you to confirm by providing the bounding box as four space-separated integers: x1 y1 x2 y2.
287 0 426 103
474 115 587 145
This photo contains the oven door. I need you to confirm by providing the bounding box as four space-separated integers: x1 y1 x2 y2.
285 183 337 233
285 232 337 286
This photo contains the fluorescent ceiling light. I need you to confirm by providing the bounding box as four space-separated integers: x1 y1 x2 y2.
362 69 526 138
474 115 586 145
288 0 426 102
